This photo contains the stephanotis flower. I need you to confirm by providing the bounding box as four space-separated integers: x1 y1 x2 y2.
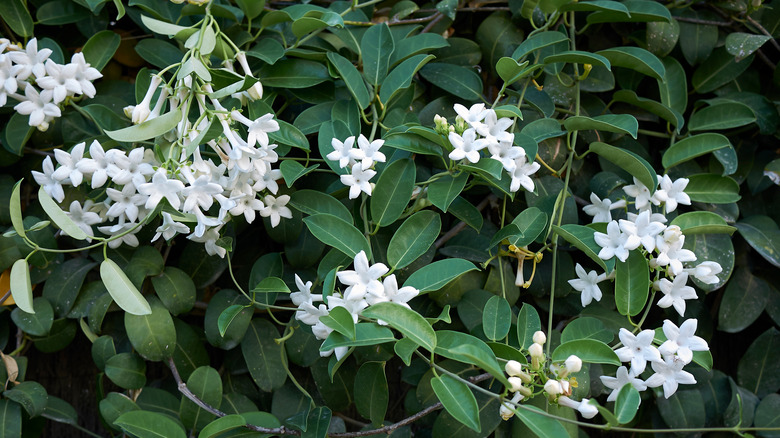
583 193 627 223
600 366 647 402
448 128 487 163
336 251 388 302
593 220 640 262
568 263 609 307
614 328 663 375
655 273 698 317
658 319 709 364
644 355 697 399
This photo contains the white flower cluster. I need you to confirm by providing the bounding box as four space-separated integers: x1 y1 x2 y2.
446 103 541 193
604 319 708 399
570 175 722 316
292 250 419 359
1 38 102 131
327 135 386 199
32 62 293 257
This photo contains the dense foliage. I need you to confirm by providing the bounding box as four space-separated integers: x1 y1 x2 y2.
1 0 780 436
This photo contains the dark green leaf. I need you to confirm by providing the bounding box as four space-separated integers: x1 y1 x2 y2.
105 353 146 389
428 173 468 213
327 52 370 110
361 23 394 85
670 211 735 235
684 174 740 203
420 63 482 101
692 48 754 93
3 381 47 418
362 302 436 353
561 317 613 344
290 190 353 224
663 133 731 169
514 405 569 438
615 250 649 317
82 30 121 71
0 0 33 37
564 115 637 139
354 362 388 425
258 59 329 88
688 102 756 131
114 410 186 438
736 215 780 268
303 214 371 259
179 366 222 431
380 54 435 105
718 267 769 333
403 258 477 292
387 211 441 270
551 339 620 365
596 47 665 80
11 297 53 337
482 296 511 341
516 303 541 350
589 142 657 193
241 319 287 391
152 266 196 316
432 374 480 432
370 158 416 226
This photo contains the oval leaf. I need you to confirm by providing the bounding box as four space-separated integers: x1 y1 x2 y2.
387 211 441 270
100 259 152 316
431 374 481 432
362 302 436 353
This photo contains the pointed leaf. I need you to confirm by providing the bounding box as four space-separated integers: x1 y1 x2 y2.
737 327 780 398
596 47 665 80
241 319 286 391
428 173 468 213
361 23 394 85
514 405 569 438
419 63 483 101
362 302 436 353
198 414 248 438
662 133 731 169
689 102 756 131
319 306 356 339
725 32 771 62
553 224 613 272
354 362 388 425
564 114 637 138
105 108 182 142
516 303 541 350
3 381 47 418
692 48 753 93
115 410 186 438
37 183 84 237
431 375 480 432
615 250 649 317
303 214 371 259
684 174 740 203
589 141 656 192
379 54 435 104
387 211 441 270
551 339 620 365
290 190 353 224
670 211 735 235
736 215 780 268
82 30 121 72
10 259 34 314
327 52 370 110
482 296 511 341
10 180 25 239
371 158 416 226
403 258 477 292
613 90 683 132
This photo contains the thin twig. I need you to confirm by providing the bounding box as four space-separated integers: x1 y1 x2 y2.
755 48 777 70
674 16 732 26
434 195 495 248
746 16 780 52
421 11 445 34
330 403 443 437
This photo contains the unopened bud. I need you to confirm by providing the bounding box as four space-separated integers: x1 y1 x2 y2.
507 376 524 392
505 360 523 376
528 342 543 358
533 331 546 345
565 355 582 373
544 379 562 396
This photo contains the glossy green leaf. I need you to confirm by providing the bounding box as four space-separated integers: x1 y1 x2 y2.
670 211 735 235
320 306 355 339
36 0 89 25
589 142 657 193
320 323 396 351
327 52 370 110
362 302 436 353
514 405 569 438
198 414 248 438
553 224 612 272
99 392 139 431
380 54 435 105
551 339 620 365
482 296 511 341
82 30 121 72
39 186 88 240
371 158 416 226
178 366 222 431
561 317 613 344
279 161 317 187
11 297 53 336
10 259 34 314
754 393 780 432
0 399 22 437
496 57 532 87
10 180 25 239
512 31 569 61
387 211 441 270
663 133 731 169
420 63 482 101
100 259 152 316
647 20 680 58
258 59 329 88
124 295 176 362
354 362 388 425
42 396 78 425
290 190 352 224
725 32 771 62
105 353 146 389
678 12 717 65
615 250 649 317
115 410 186 438
509 207 547 247
383 132 443 156
736 215 780 268
216 304 245 338
684 174 740 203
3 381 47 418
737 327 780 398
718 267 769 333
361 23 394 85
597 46 665 80
692 48 753 93
689 102 756 131
488 224 523 250
615 384 640 424
449 196 483 231
390 33 449 66
432 374 480 432
151 266 196 316
613 90 683 132
105 108 182 142
303 214 371 259
0 0 33 37
242 319 286 391
658 57 688 115
544 50 611 69
435 331 510 387
564 114 637 139
516 303 541 350
403 258 478 292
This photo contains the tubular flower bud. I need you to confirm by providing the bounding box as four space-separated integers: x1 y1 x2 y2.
499 391 524 421
565 355 583 374
507 376 524 392
505 360 524 377
533 330 547 345
544 379 563 396
529 342 544 370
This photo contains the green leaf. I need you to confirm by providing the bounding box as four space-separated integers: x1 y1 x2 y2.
420 63 483 101
326 52 370 110
241 319 286 391
11 297 53 336
482 296 511 342
354 362 388 425
361 23 394 85
692 48 754 93
718 267 769 333
516 303 541 350
435 331 510 387
198 414 248 438
247 39 285 65
589 142 657 193
678 11 717 65
82 30 121 72
3 112 34 157
561 317 613 344
124 296 176 362
0 399 22 438
514 405 569 438
271 120 309 152
303 406 331 438
387 211 441 270
258 59 329 88
615 250 649 317
0 0 33 37
612 90 683 132
662 133 731 169
42 396 78 425
390 33 449 66
725 32 771 62
684 174 740 203
179 366 223 431
509 207 548 247
512 31 569 61
553 224 612 272
43 258 96 317
36 0 89 24
449 197 483 231
106 108 182 142
216 305 245 338
290 190 353 224
115 410 186 438
380 54 435 105
564 114 637 138
736 215 780 268
613 384 640 424
383 132 443 156
670 211 736 235
431 374 480 432
658 57 688 115
544 50 611 69
37 187 88 240
280 161 318 187
100 259 152 315
362 302 436 353
151 266 196 316
551 339 620 365
476 11 525 71
596 46 665 80
134 38 185 69
303 214 371 260
370 158 416 226
105 353 146 389
10 259 34 314
320 323 396 351
737 327 780 398
319 306 355 340
3 381 47 418
496 57 532 87
754 393 780 432
140 14 190 36
428 173 468 213
688 102 756 131
10 180 25 239
647 19 680 58
683 233 734 292
403 258 478 292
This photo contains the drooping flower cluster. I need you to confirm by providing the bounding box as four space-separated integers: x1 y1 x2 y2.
1 38 102 131
444 103 541 193
292 250 419 359
605 319 708 399
32 53 293 257
327 135 386 199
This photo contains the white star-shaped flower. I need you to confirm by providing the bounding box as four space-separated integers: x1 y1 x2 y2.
614 328 663 375
600 366 647 402
448 128 487 163
509 155 540 193
623 177 658 212
259 194 292 228
327 136 357 169
63 200 102 240
644 355 696 399
593 220 640 262
475 109 513 146
655 273 698 317
152 212 190 242
658 319 709 364
14 83 61 130
568 263 608 307
137 169 185 210
290 274 322 306
366 274 419 308
620 209 666 252
356 134 386 170
32 156 65 202
336 251 388 302
453 103 488 129
654 175 691 214
583 193 627 223
683 261 722 285
340 165 376 199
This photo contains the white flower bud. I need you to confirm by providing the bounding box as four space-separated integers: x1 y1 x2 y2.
528 342 543 358
499 403 515 421
507 376 524 392
533 331 547 345
577 399 598 419
565 355 582 373
544 379 562 396
246 81 263 100
505 360 524 377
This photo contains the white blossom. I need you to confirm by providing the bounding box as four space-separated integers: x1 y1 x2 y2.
568 263 608 307
340 165 376 199
684 261 722 285
259 194 292 228
32 156 65 202
327 136 357 169
356 134 386 170
593 220 640 262
453 103 488 129
658 319 709 364
655 273 698 317
644 355 696 399
509 155 540 193
654 175 691 214
600 366 647 402
152 212 190 241
614 328 663 375
623 177 658 211
583 193 627 223
448 128 487 163
136 169 185 210
336 251 388 302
